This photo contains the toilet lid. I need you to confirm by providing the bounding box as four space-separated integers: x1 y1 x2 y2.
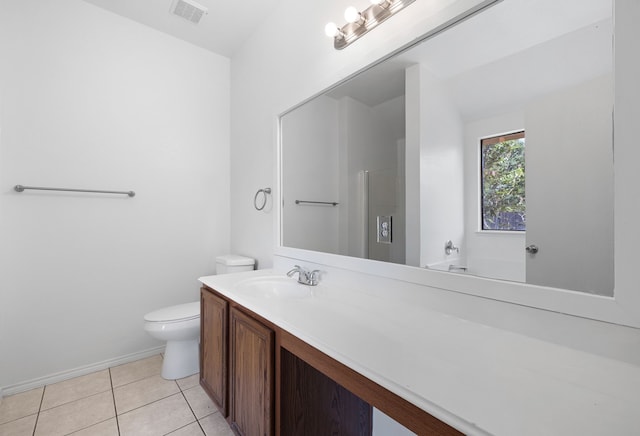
144 302 200 322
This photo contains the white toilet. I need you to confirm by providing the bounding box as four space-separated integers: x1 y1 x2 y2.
144 254 255 380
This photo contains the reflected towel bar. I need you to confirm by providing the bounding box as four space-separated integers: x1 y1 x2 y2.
14 185 135 197
295 200 338 206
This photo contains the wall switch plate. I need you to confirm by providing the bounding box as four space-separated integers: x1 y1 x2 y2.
377 215 392 244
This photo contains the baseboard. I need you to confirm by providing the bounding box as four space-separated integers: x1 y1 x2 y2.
0 346 165 398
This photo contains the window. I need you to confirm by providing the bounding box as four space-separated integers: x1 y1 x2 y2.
480 131 525 231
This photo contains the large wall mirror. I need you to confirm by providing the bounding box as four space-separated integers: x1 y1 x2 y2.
280 0 613 296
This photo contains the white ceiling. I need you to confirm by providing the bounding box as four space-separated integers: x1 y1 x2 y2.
83 0 283 57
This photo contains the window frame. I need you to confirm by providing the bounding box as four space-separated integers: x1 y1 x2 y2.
479 130 526 232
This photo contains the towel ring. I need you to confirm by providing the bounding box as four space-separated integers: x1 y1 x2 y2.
254 187 271 211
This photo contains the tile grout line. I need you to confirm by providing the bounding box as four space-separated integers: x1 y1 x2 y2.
31 386 45 436
116 391 187 417
178 387 207 436
38 388 115 414
35 389 114 414
109 355 165 390
108 368 121 436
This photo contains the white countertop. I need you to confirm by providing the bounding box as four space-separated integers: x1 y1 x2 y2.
199 269 640 435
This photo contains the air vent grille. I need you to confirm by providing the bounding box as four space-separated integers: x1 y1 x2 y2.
171 0 208 24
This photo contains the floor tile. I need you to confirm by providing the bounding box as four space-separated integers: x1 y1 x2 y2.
183 385 217 419
117 393 195 436
68 417 119 436
113 374 179 414
0 387 43 425
34 391 115 436
199 412 234 436
167 421 205 435
177 373 200 391
110 355 162 388
41 369 111 410
0 414 37 436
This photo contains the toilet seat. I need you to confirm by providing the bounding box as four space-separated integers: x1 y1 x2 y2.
144 302 200 323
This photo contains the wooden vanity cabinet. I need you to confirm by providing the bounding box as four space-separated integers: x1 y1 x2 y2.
200 288 229 415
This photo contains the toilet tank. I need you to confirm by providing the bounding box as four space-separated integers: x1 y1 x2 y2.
216 254 255 274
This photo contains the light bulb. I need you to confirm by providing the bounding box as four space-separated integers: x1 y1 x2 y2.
324 22 339 37
344 6 361 23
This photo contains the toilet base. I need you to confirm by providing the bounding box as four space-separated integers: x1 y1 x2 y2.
162 339 199 380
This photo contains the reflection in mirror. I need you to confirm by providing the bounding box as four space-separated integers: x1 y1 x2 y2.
281 0 613 296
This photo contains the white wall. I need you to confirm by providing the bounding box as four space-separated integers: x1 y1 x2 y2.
406 65 465 268
405 66 421 267
0 0 230 390
281 96 340 254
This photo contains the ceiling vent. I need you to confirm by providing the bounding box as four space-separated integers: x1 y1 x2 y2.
170 0 208 25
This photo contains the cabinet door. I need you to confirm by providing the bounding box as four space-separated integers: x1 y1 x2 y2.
229 307 274 436
200 288 228 415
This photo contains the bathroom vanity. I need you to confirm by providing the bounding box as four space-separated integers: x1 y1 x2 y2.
199 270 640 436
200 276 456 435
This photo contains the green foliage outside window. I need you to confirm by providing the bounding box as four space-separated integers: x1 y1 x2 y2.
481 135 526 231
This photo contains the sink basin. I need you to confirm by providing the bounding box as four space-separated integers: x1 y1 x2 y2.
235 276 313 299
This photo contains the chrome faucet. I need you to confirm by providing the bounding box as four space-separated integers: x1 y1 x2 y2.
287 265 320 286
444 240 459 255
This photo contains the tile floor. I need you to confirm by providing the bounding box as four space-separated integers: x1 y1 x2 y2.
0 354 235 436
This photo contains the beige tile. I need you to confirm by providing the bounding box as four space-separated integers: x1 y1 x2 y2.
41 370 111 410
0 414 37 436
0 387 43 425
34 391 115 436
110 355 162 388
68 418 119 436
177 373 200 391
199 412 234 436
167 421 205 436
118 393 195 436
113 374 179 414
183 385 217 419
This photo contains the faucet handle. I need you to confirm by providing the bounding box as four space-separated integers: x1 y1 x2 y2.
308 270 321 285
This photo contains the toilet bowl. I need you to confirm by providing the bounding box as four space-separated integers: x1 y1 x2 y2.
144 302 201 380
144 254 255 380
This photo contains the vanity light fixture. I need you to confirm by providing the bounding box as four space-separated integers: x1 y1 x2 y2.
325 0 416 49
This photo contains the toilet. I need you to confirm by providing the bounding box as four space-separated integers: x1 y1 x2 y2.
144 254 255 380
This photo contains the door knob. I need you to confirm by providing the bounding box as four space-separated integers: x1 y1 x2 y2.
525 245 539 254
